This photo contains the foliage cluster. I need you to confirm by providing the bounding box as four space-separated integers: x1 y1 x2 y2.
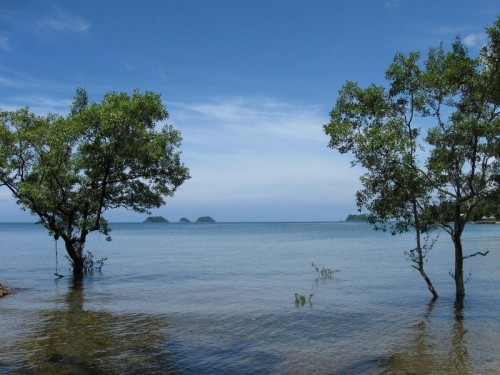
0 88 190 276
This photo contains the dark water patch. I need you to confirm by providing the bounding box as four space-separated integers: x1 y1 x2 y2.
0 285 186 374
333 356 383 375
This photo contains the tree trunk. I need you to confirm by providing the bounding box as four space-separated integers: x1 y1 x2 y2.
452 231 465 306
413 209 438 300
452 199 465 306
419 268 439 300
64 238 85 278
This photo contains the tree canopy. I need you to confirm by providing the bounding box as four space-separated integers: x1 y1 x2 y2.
324 17 500 303
0 88 190 276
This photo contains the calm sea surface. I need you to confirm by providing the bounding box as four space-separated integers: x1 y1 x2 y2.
0 222 499 374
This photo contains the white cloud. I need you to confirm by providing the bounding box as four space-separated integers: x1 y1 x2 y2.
429 27 487 49
166 96 361 220
463 33 487 48
38 5 90 33
171 96 326 145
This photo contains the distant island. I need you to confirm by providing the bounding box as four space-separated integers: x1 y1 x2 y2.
143 216 169 223
195 216 216 223
142 216 215 223
345 214 368 222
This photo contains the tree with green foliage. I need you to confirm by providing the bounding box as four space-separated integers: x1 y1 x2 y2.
324 18 500 304
0 88 190 277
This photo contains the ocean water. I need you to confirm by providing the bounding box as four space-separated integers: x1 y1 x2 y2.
0 222 499 374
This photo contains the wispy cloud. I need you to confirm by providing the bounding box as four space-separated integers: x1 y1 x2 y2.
38 5 90 33
0 73 38 89
0 74 72 114
0 36 9 50
165 96 360 220
463 32 487 48
8 94 72 114
385 0 402 10
171 96 326 145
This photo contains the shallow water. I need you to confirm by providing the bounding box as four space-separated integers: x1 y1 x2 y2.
0 222 499 374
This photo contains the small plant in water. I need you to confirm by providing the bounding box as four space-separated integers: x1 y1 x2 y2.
311 263 339 280
66 250 108 273
449 269 472 284
294 293 313 307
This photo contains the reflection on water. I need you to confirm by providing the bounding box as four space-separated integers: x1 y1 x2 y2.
0 280 181 374
378 301 484 375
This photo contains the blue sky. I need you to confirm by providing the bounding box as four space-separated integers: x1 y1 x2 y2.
0 0 499 222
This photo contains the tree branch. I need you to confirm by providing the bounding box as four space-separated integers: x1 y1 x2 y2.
464 250 490 259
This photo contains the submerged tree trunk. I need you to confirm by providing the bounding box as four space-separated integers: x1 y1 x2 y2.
452 202 466 306
64 238 85 278
453 236 465 305
415 236 439 299
413 202 438 300
419 268 439 300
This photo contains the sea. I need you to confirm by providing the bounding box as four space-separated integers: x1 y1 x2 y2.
0 221 499 374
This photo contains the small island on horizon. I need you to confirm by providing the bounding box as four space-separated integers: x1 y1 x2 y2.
344 214 368 222
195 216 216 223
143 216 169 223
143 216 216 223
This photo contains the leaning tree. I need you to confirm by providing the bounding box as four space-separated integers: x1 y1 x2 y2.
0 88 190 277
324 18 500 304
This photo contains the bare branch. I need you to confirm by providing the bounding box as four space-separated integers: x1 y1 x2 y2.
464 251 490 259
